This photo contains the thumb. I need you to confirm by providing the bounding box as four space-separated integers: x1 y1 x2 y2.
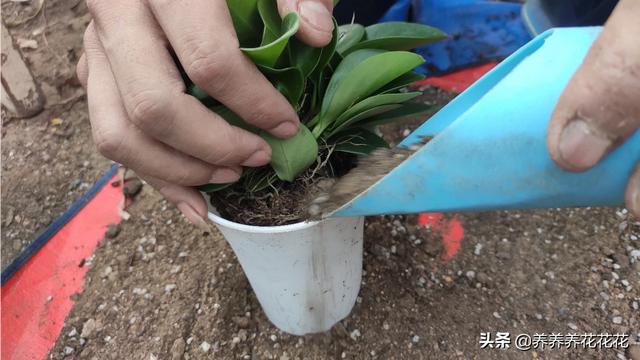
277 0 334 47
547 0 640 172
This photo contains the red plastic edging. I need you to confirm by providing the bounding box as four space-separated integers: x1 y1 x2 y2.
1 174 122 360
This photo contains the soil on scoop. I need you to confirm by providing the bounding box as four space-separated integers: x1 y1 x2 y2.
210 86 454 227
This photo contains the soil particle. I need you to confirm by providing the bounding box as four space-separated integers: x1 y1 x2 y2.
105 223 120 239
123 178 143 198
170 338 186 360
232 316 252 329
80 318 98 339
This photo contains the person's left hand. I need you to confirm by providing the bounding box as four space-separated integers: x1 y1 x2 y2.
547 0 640 217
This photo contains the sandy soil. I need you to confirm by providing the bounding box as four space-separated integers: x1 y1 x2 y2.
1 1 639 359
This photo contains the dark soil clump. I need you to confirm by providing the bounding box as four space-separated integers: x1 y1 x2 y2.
209 154 356 226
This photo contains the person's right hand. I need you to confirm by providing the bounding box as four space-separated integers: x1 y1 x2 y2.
76 0 335 227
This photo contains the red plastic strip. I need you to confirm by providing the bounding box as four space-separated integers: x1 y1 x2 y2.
1 175 122 360
412 62 498 93
417 213 465 261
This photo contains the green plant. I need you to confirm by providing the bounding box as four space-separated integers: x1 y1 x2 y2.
190 0 446 193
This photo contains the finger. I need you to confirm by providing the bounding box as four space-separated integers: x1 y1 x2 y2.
277 0 334 47
86 0 274 167
83 23 241 186
548 0 640 172
148 0 300 137
77 52 88 89
626 164 640 217
139 173 210 229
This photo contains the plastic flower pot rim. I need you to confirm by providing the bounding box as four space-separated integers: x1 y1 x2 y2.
207 209 321 233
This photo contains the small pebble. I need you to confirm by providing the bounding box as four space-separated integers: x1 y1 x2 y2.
232 316 250 328
63 346 74 356
105 224 120 238
612 316 623 325
200 341 211 353
412 335 420 343
132 288 147 295
350 329 361 341
123 179 143 198
81 318 97 338
612 272 620 280
474 244 483 256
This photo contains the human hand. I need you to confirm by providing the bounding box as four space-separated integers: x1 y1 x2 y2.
76 0 334 227
547 0 639 217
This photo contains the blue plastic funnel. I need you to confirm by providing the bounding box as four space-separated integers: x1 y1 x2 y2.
333 27 640 217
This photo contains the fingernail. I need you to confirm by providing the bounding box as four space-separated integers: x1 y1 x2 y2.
270 121 299 138
558 119 611 170
177 202 209 230
209 167 241 183
299 1 334 34
242 150 271 167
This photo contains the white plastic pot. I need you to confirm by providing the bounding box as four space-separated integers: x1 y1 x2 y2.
208 210 364 335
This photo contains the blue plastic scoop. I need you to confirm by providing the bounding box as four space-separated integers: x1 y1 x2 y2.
326 27 640 218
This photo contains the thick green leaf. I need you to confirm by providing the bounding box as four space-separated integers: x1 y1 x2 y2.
333 92 421 127
288 38 322 76
261 124 318 181
328 92 420 135
227 0 260 46
349 22 447 53
310 18 338 83
332 128 389 155
257 0 280 45
197 183 234 193
257 0 280 34
259 65 304 106
308 21 338 114
336 24 365 55
377 71 425 94
358 103 435 127
242 12 300 67
329 104 402 136
314 50 424 137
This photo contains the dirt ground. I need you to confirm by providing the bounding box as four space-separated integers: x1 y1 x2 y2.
2 1 640 360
